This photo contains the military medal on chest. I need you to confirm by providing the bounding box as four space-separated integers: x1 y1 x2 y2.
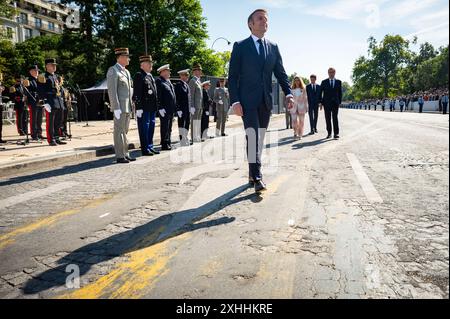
145 77 153 95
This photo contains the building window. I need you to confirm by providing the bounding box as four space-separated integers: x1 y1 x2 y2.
19 13 28 24
24 28 32 40
35 18 42 28
6 27 14 39
48 22 55 31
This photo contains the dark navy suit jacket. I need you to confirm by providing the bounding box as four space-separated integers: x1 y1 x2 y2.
306 83 321 109
320 79 342 108
228 36 292 112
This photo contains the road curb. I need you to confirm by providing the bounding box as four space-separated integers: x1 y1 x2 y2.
0 141 141 178
0 114 284 178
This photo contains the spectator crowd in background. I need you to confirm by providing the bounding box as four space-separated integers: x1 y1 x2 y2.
344 87 449 115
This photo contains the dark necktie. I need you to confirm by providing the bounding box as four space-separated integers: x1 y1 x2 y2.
257 39 265 62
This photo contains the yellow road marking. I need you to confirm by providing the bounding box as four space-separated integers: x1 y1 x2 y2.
58 232 190 299
0 196 111 251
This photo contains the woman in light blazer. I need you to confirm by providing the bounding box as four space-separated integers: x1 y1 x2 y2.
289 76 308 140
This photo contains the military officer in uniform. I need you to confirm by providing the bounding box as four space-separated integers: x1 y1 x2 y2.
189 63 203 143
58 75 71 139
156 64 177 151
25 65 43 141
133 55 160 156
0 73 5 144
37 58 66 146
175 69 191 146
201 80 212 141
10 76 28 136
213 78 230 137
106 48 135 163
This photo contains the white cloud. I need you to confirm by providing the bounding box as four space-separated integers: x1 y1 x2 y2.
382 0 440 22
250 0 305 9
304 0 387 21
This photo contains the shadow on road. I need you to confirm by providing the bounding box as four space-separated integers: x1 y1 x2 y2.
291 138 332 150
22 182 255 295
0 150 146 187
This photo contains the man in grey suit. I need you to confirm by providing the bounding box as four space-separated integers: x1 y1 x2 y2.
189 63 203 143
107 48 135 164
228 9 294 193
213 78 230 137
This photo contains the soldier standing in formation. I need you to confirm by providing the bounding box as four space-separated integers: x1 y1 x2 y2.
37 58 66 146
189 64 203 143
10 76 28 136
106 48 135 163
133 55 160 156
175 69 191 146
156 64 177 151
201 80 212 141
58 75 71 139
213 78 230 137
25 65 43 141
0 73 5 144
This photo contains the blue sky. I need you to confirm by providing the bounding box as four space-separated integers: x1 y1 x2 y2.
200 0 449 84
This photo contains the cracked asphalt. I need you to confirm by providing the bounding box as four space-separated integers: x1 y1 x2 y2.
0 109 448 299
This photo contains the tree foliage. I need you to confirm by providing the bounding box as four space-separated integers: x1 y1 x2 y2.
350 35 448 100
0 0 228 88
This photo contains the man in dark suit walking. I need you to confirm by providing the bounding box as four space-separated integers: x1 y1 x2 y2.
320 68 342 139
306 74 321 135
228 9 293 193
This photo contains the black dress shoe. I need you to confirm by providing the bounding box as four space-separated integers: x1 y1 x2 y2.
334 135 340 139
254 180 267 193
55 140 67 145
161 145 172 151
49 141 58 146
309 131 315 135
116 158 130 164
221 133 227 137
248 177 255 186
142 151 153 156
126 156 137 162
149 148 160 155
314 129 318 133
326 134 332 139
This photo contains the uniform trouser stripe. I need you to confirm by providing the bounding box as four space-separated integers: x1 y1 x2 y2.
45 110 52 144
28 105 34 137
15 111 20 134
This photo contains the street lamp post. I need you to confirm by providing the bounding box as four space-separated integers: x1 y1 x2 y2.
211 37 232 77
211 37 231 51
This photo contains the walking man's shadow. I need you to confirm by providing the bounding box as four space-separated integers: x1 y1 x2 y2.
23 183 256 295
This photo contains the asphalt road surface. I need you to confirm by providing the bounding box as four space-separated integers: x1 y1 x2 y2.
0 109 448 299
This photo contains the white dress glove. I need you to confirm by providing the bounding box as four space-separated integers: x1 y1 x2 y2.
190 107 195 115
136 109 143 118
177 111 183 118
205 111 209 116
43 104 51 113
159 109 166 117
218 100 224 105
114 109 122 120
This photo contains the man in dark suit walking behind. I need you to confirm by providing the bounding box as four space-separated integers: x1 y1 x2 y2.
228 9 294 193
320 68 343 139
306 74 321 135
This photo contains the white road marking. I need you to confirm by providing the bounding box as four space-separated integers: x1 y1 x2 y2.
0 181 79 209
346 153 383 203
99 213 110 218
